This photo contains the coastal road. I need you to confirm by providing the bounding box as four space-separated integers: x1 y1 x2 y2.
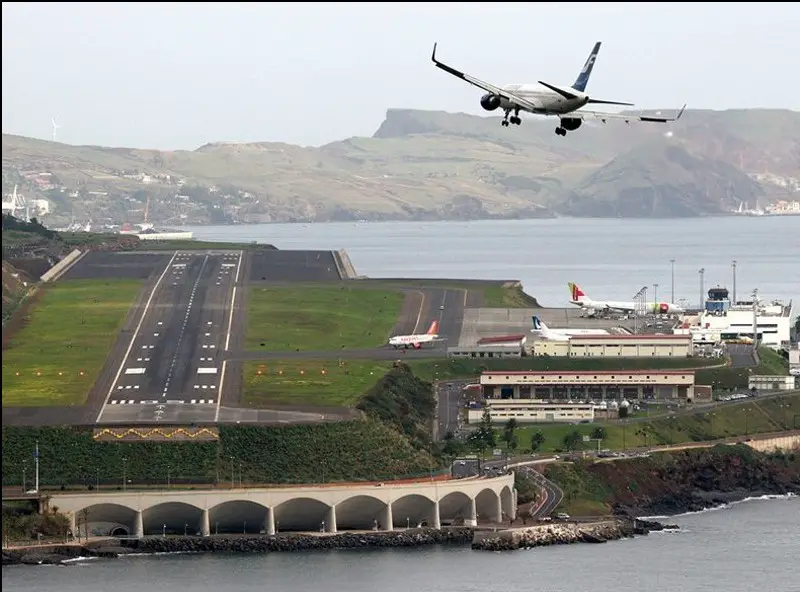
95 250 243 424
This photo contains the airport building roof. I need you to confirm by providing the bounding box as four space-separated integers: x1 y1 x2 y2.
570 334 690 341
482 370 691 376
477 334 527 345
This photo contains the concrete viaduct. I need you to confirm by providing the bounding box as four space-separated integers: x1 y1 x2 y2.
51 474 516 538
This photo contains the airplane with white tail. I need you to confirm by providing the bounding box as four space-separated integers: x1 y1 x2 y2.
388 320 442 349
568 282 685 316
431 41 685 136
530 315 609 341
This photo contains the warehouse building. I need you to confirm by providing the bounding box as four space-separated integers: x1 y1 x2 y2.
480 370 697 403
748 375 797 392
531 334 692 358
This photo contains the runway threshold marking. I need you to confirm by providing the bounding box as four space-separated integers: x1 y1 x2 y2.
95 251 178 423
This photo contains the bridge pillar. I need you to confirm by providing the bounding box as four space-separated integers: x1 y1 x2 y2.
200 509 210 537
381 503 393 531
325 506 337 533
134 510 144 538
264 507 276 536
494 495 503 523
465 498 477 527
511 488 518 520
430 500 441 530
68 512 77 538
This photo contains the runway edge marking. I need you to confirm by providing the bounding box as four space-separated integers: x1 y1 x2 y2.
217 250 242 422
95 250 179 423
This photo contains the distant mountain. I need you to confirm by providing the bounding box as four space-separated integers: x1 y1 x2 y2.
2 108 798 224
562 141 766 217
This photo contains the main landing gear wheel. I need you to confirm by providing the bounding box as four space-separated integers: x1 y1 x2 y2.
502 117 522 127
501 120 510 127
555 127 566 136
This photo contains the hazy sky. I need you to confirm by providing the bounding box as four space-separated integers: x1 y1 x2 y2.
3 2 798 150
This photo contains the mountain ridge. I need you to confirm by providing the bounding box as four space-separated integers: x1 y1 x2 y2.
2 108 798 225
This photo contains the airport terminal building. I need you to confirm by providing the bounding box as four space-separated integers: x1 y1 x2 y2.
531 334 693 358
480 370 697 403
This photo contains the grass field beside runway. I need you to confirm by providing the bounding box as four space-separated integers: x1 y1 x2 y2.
2 279 143 407
363 279 539 308
242 359 395 407
505 392 800 454
246 286 404 352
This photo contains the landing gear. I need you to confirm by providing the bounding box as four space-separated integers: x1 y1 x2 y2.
555 127 567 136
502 110 522 127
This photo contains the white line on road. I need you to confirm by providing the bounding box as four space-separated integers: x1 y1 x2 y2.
214 359 227 422
412 290 426 335
96 250 177 422
224 250 243 352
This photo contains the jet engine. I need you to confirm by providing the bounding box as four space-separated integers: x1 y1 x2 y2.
480 93 501 111
560 117 582 131
659 303 670 314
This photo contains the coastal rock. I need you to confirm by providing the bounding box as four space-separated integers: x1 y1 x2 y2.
470 518 674 551
120 528 474 555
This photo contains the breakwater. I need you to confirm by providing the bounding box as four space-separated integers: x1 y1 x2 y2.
471 519 677 551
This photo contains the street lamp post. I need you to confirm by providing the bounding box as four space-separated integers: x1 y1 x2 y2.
96 468 100 491
230 456 235 489
122 457 128 492
670 259 676 303
653 283 659 305
698 268 705 311
732 260 738 304
167 465 171 489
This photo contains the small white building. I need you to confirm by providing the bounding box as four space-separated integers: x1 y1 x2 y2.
748 375 797 391
467 401 595 424
531 334 692 358
447 334 526 359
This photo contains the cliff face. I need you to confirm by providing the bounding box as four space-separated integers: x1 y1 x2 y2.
546 445 800 517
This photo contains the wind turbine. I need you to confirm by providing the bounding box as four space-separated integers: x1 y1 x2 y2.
51 117 61 142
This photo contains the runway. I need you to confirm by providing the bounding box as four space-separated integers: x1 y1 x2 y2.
94 250 243 424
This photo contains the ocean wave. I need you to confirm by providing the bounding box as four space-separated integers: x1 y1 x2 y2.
61 556 99 564
122 551 201 558
638 492 796 520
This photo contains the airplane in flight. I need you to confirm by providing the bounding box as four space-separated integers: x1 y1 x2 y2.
388 320 442 349
530 315 609 341
568 283 686 316
431 41 685 136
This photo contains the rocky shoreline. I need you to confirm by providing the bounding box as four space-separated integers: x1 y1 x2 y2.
2 520 681 565
471 518 678 552
2 528 474 566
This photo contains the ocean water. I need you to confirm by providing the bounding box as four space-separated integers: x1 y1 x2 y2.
185 216 800 309
3 496 798 592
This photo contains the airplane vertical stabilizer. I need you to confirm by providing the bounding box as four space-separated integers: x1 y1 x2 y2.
572 42 601 92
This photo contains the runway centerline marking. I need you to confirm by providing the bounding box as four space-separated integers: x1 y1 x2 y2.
96 250 177 423
224 251 243 352
160 254 209 404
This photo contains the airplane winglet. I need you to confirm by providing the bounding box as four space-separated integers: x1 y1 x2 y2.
676 104 687 120
431 42 439 64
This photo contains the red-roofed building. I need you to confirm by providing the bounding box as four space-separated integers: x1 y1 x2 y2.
448 334 527 359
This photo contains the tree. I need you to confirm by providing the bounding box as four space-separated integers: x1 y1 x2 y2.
619 406 630 419
502 418 518 447
530 430 546 452
475 407 497 450
562 430 583 452
591 427 607 441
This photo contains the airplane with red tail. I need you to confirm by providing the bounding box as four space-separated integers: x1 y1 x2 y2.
568 282 685 316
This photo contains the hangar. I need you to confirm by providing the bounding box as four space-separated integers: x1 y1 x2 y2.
447 334 526 359
480 370 697 403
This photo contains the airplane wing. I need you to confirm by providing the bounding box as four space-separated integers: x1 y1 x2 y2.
567 105 687 125
431 43 539 112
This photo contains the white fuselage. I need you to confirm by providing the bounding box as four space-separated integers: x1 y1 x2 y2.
388 333 438 348
571 298 685 315
532 327 609 341
499 84 589 115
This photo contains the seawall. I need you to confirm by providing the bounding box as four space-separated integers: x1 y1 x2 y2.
471 519 674 551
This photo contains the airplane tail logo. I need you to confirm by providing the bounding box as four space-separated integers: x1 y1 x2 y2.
572 41 601 92
531 316 546 331
427 320 439 335
568 282 587 302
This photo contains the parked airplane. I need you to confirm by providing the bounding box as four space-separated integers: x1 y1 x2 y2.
531 315 609 341
389 320 441 349
431 41 685 136
568 283 686 316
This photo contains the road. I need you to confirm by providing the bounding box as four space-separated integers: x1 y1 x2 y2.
727 343 758 368
434 379 473 440
94 251 242 424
